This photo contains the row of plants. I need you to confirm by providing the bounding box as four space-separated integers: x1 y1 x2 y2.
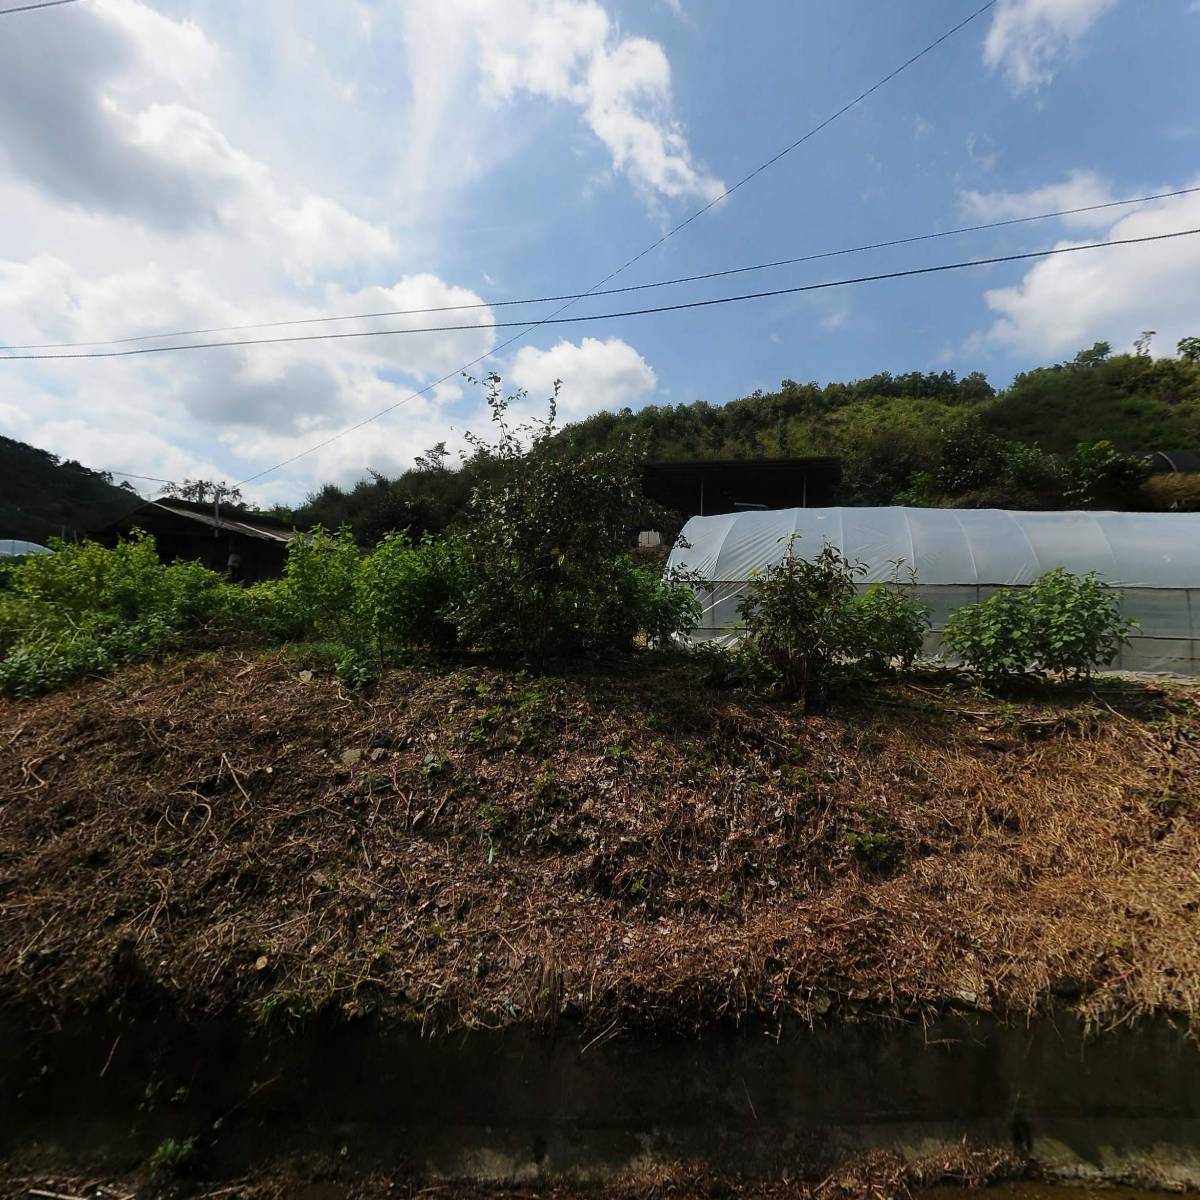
728 541 1133 711
0 377 1137 701
0 379 702 697
0 527 1135 702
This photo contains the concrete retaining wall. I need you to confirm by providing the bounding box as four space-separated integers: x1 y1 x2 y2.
3 1010 1198 1184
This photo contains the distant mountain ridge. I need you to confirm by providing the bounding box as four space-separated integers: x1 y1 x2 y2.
295 345 1200 540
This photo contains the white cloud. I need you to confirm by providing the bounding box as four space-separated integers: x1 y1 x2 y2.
508 336 657 421
93 0 219 89
427 0 724 204
960 169 1119 230
984 0 1119 92
0 253 499 505
128 104 392 279
0 0 391 276
980 179 1200 358
913 114 932 141
966 131 999 173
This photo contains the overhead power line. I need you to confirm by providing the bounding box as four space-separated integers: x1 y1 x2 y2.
6 228 1195 363
0 1 995 484
239 0 999 485
7 183 1196 353
0 0 82 15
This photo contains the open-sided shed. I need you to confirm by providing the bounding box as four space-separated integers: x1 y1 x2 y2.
667 506 1200 674
93 498 301 582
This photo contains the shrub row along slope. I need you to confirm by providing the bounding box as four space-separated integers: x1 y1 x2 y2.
2 653 1197 1033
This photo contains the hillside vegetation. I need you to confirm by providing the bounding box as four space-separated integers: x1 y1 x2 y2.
298 344 1200 542
0 434 142 544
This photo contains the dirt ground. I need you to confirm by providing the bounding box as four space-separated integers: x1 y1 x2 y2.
2 650 1198 1035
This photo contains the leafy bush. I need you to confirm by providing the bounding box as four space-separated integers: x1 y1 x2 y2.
278 526 464 668
278 526 362 644
0 533 248 697
611 558 702 649
359 531 462 650
850 578 932 676
1021 568 1134 679
737 539 930 708
943 569 1133 683
148 1136 198 1181
453 374 695 659
939 587 1032 685
1062 440 1149 509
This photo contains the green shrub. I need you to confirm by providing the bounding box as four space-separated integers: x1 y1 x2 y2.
940 587 1031 684
1021 568 1134 679
148 1136 198 1181
453 374 692 659
943 569 1133 683
737 539 930 709
614 559 702 648
850 579 932 676
278 526 464 670
358 531 462 650
279 526 362 643
0 533 248 697
1062 440 1149 509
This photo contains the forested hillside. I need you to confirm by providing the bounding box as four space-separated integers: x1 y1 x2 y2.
298 341 1200 541
0 435 141 544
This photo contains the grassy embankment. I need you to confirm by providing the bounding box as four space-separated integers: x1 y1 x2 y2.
2 650 1197 1035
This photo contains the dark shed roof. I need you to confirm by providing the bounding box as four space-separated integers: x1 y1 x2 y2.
96 498 298 542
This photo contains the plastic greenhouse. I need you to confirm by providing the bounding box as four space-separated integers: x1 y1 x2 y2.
0 539 52 557
666 507 1200 675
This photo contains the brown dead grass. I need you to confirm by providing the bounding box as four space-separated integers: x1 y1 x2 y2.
1 651 1198 1033
0 1143 1027 1199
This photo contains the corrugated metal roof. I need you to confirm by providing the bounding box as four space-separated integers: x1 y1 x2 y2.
145 500 297 543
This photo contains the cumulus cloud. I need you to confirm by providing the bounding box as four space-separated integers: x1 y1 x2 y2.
980 180 1200 357
0 247 503 509
0 0 390 273
411 0 724 204
983 0 1119 92
508 336 657 421
960 169 1120 230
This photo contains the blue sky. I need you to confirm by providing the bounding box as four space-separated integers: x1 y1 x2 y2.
0 0 1197 506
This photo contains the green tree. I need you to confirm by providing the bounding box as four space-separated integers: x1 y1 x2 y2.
1072 341 1112 367
453 374 692 659
161 479 245 509
737 538 929 709
1062 440 1149 509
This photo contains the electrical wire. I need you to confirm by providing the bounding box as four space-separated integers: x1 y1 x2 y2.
6 183 1195 352
107 470 179 485
4 228 1195 363
0 0 83 15
240 0 1002 484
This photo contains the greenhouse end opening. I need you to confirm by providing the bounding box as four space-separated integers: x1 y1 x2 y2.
667 506 1200 676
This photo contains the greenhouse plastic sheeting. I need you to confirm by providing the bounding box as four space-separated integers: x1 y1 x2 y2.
666 507 1200 675
0 539 52 556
